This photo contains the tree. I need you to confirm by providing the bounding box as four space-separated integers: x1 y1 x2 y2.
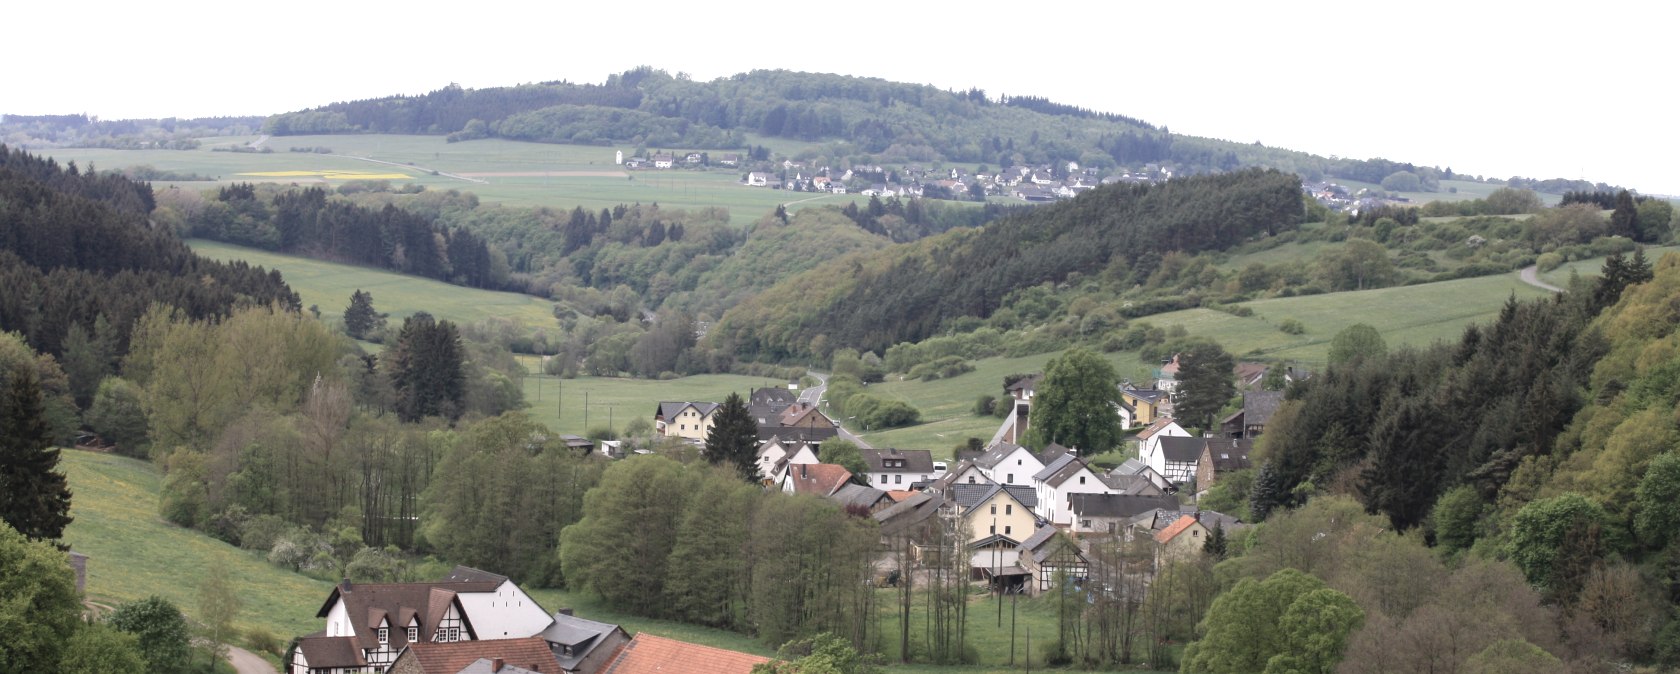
61 623 146 674
387 313 465 422
1609 189 1639 239
1203 522 1228 560
559 457 691 616
61 322 109 409
704 393 758 482
1317 239 1396 291
86 377 149 457
1027 348 1124 453
817 438 868 484
342 289 384 340
1635 452 1680 546
754 633 882 674
1174 340 1236 430
1266 588 1364 674
1380 170 1422 192
1462 639 1565 674
1181 568 1354 674
1326 323 1386 370
1635 199 1673 243
0 368 72 541
108 596 191 673
1507 492 1618 590
0 521 82 671
198 558 242 667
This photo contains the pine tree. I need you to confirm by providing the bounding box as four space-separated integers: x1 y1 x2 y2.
1203 522 1228 560
1249 461 1282 522
387 313 464 422
342 289 381 340
0 369 73 542
1610 189 1639 239
703 393 758 482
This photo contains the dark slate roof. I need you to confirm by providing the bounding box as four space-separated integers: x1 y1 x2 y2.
950 483 997 509
1122 385 1165 404
1005 374 1041 394
1019 525 1057 554
658 401 720 419
1004 485 1039 509
540 612 625 671
1203 438 1253 472
1244 391 1285 428
1158 436 1206 464
1097 472 1161 495
974 441 1027 469
1038 443 1074 464
1067 493 1180 520
863 448 935 474
1031 453 1077 482
439 565 507 585
874 491 944 536
830 483 891 510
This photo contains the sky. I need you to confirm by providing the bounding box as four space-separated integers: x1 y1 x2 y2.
7 1 1677 194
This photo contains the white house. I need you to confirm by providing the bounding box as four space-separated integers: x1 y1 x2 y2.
289 567 553 674
1135 417 1190 467
861 448 936 488
974 441 1044 488
652 154 674 169
746 172 770 187
654 401 720 441
1150 436 1204 486
757 436 818 483
1031 454 1115 526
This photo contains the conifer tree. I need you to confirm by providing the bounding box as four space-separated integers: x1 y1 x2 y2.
704 393 759 482
1203 522 1228 560
0 369 72 542
342 289 383 340
387 313 464 422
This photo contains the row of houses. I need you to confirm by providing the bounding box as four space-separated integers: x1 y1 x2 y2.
288 566 769 674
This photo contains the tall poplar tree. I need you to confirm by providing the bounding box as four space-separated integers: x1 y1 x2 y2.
704 393 759 482
0 369 72 542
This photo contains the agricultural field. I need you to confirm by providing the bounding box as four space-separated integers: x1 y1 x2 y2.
1328 178 1563 206
188 239 560 330
510 356 785 438
59 449 332 641
32 133 871 225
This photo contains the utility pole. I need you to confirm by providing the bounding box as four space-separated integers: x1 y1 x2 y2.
584 391 589 430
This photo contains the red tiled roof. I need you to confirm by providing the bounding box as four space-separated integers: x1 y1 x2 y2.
886 490 917 502
786 463 853 497
1155 514 1202 545
601 633 769 674
398 636 556 673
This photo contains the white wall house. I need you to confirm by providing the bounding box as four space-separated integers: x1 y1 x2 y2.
862 448 936 488
1031 455 1116 526
1136 418 1190 470
974 442 1044 488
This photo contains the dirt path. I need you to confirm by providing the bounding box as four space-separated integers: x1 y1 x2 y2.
228 646 278 674
1519 265 1564 293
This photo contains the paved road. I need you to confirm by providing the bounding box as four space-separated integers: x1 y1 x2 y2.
228 646 278 674
800 371 872 449
1519 265 1564 293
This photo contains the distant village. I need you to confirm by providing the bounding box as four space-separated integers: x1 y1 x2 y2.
282 357 1303 674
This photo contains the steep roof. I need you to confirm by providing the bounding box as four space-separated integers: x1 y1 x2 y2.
313 578 499 656
1031 453 1078 482
1037 454 1097 488
397 636 556 674
785 463 853 497
540 613 626 671
601 633 769 674
1068 493 1180 520
458 658 542 674
296 634 364 669
1243 391 1285 428
439 565 507 584
874 491 944 536
951 483 1037 511
1155 514 1203 544
1158 436 1205 464
863 448 935 474
1096 472 1162 496
1203 438 1253 472
830 483 891 510
1038 443 1074 464
657 401 720 420
1005 374 1041 394
1121 385 1165 404
1136 416 1179 441
975 441 1033 470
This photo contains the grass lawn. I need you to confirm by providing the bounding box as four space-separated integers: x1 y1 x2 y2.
59 449 333 641
1540 245 1680 286
188 239 560 331
511 357 788 437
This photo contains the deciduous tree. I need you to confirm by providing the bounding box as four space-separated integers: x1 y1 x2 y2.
0 521 81 670
1174 340 1235 431
108 596 191 673
1027 347 1123 452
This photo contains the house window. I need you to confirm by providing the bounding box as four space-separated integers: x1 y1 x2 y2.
967 476 976 484
1079 476 1086 485
990 504 996 515
378 628 388 645
895 474 902 484
989 524 996 534
449 627 460 642
880 474 888 484
1005 525 1012 535
408 627 418 642
1005 504 1012 515
1007 473 1014 483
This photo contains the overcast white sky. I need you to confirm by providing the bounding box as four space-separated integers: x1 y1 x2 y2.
7 1 1677 193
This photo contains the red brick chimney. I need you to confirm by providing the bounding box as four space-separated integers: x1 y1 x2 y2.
492 657 504 672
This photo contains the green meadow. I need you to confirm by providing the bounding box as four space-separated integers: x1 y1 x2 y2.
1540 246 1680 286
59 450 333 640
188 239 560 330
509 357 787 438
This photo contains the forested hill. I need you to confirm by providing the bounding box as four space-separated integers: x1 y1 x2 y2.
711 168 1303 360
0 145 298 359
263 68 1460 183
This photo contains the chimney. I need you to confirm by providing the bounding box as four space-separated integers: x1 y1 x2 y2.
340 578 352 592
492 657 504 672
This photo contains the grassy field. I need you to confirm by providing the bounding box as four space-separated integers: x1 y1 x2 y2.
189 239 560 330
59 450 333 640
34 134 869 225
1329 178 1563 206
1540 245 1680 286
511 356 789 438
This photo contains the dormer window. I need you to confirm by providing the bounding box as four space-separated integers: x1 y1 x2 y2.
408 626 418 642
378 627 388 645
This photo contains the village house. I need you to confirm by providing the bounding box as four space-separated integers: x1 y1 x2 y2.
1067 493 1182 536
763 401 839 444
973 441 1044 487
386 637 556 674
780 462 854 497
745 172 769 187
717 153 740 167
1150 436 1205 486
653 401 719 441
287 567 555 674
1152 511 1244 566
652 154 674 169
861 447 937 488
1031 453 1114 526
948 481 1039 572
1018 526 1091 596
1108 458 1174 494
1134 417 1190 467
1219 390 1285 439
1119 384 1169 427
1194 438 1253 496
756 436 818 484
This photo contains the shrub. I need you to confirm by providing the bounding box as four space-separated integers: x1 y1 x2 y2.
974 395 996 416
1278 318 1306 335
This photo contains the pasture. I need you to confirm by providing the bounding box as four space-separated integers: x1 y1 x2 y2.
509 357 786 438
59 450 333 641
1540 245 1680 286
188 239 560 330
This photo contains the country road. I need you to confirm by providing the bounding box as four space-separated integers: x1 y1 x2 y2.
800 371 872 448
1519 265 1564 293
325 153 489 184
228 646 278 674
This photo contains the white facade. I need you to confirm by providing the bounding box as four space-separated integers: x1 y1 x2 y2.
1035 465 1114 526
454 580 551 640
1138 421 1190 475
979 446 1044 487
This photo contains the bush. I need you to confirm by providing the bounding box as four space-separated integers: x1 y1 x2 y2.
974 395 996 416
1277 318 1306 335
244 627 283 657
